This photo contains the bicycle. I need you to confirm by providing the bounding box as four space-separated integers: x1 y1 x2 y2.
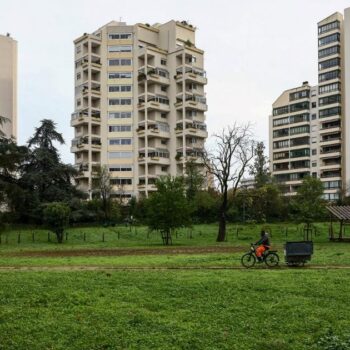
241 244 279 268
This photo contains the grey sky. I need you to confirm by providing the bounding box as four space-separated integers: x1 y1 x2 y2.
1 0 349 162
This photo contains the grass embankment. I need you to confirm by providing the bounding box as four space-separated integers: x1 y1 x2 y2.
0 270 349 350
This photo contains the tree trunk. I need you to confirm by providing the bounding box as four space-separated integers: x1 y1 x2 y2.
217 189 228 242
56 230 64 243
217 212 226 242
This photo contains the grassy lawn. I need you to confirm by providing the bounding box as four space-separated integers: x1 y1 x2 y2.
0 223 349 267
0 269 349 350
1 223 350 349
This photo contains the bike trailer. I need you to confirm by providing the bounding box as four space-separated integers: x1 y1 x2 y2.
284 241 313 266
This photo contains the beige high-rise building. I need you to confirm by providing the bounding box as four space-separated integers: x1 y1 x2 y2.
269 10 350 201
0 34 17 139
71 20 208 200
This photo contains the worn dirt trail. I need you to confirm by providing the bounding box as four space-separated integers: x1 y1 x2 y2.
6 246 245 257
0 265 350 272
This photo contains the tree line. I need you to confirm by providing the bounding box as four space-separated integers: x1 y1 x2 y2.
0 119 329 244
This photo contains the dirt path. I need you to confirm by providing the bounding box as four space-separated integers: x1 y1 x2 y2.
6 246 245 258
1 265 350 272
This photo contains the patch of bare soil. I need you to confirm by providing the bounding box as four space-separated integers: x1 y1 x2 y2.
7 246 246 258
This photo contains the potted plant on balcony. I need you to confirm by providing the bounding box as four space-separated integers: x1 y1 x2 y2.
138 72 146 81
175 153 182 161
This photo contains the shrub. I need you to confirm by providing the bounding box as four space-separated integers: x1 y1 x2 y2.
43 202 70 243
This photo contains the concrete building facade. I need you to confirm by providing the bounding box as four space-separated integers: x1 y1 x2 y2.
71 20 207 199
0 34 17 139
269 10 350 200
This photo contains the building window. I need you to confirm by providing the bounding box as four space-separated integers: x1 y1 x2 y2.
76 45 81 54
318 45 341 59
108 98 132 105
108 45 132 52
312 114 317 120
318 33 340 47
312 137 317 143
318 69 341 83
108 33 132 40
76 73 81 80
108 151 133 158
108 59 132 66
109 125 132 132
273 140 289 149
312 162 317 167
290 125 310 135
161 59 167 65
289 90 309 101
76 99 81 107
323 180 341 189
109 166 133 172
108 72 132 79
312 102 316 108
109 112 132 119
312 149 317 155
290 101 310 112
312 172 317 178
109 138 132 145
318 21 340 35
108 85 132 92
161 86 167 92
319 106 341 118
319 82 341 95
273 128 289 138
161 113 167 119
273 106 289 116
318 57 341 71
319 94 341 106
110 178 132 185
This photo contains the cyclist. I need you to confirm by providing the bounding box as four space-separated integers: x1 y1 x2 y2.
254 230 270 262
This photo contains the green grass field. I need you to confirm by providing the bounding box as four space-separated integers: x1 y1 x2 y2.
1 270 350 350
1 223 350 349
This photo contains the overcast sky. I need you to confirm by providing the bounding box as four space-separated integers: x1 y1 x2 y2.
1 0 350 163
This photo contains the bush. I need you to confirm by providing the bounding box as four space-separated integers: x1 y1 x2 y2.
43 202 70 243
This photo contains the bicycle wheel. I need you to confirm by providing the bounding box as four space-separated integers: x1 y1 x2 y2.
265 252 279 267
241 253 256 268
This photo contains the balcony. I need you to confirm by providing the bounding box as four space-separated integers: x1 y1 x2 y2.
138 155 171 165
175 122 208 139
71 110 101 127
138 67 170 86
320 133 341 144
320 170 341 179
175 95 207 112
138 95 170 112
175 66 207 85
137 123 171 139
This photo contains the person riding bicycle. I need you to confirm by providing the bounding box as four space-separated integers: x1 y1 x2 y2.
254 230 270 262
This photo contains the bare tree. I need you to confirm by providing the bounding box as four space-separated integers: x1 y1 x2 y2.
204 124 255 242
94 165 112 220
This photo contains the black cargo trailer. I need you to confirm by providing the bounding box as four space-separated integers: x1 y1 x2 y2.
284 241 313 266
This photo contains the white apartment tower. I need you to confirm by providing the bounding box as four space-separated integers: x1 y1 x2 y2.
71 21 208 199
0 34 17 139
270 10 350 200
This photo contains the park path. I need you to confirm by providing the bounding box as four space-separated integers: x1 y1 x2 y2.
1 265 350 272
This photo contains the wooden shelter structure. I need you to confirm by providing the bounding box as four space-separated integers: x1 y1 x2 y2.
327 206 350 241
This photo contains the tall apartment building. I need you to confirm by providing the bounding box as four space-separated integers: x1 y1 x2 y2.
0 34 17 139
269 10 350 201
71 20 208 199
